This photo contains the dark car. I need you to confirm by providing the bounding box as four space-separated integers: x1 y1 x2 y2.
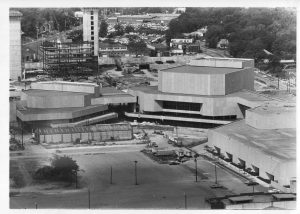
169 161 180 165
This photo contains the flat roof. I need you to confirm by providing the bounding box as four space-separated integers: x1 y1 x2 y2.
131 86 274 102
272 194 296 199
37 81 98 87
228 196 253 202
9 10 22 17
37 123 131 135
24 89 89 97
212 120 296 161
248 102 296 115
18 105 105 115
230 90 272 103
100 87 127 95
161 65 242 75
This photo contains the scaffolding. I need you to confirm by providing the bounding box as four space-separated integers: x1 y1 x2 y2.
41 41 98 77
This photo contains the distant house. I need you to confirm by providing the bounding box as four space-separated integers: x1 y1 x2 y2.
74 11 83 18
170 38 193 48
147 43 169 57
22 47 37 62
280 59 295 65
98 42 129 57
217 39 229 49
170 49 183 56
185 43 201 54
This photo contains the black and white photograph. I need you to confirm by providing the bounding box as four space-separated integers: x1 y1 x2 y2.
3 0 298 212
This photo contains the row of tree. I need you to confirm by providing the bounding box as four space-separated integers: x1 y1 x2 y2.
166 8 296 65
17 8 81 38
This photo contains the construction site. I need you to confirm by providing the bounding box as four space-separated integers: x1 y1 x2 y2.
41 41 98 77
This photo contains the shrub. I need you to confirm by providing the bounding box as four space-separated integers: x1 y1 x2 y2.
34 155 79 182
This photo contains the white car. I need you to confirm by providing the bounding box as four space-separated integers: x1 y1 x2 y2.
268 188 281 193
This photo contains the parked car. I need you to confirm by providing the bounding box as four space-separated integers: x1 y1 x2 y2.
153 130 164 135
152 142 158 147
169 160 180 165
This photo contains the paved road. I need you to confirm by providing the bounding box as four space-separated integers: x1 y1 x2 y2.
199 41 230 58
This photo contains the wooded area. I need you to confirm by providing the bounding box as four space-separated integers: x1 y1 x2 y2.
166 8 296 63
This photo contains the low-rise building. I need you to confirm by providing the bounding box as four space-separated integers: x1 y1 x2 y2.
98 42 129 57
36 123 133 144
126 57 265 127
16 81 136 129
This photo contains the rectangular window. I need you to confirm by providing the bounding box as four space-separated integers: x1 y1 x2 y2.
91 21 94 26
163 101 201 111
91 26 94 30
91 36 94 41
91 11 93 15
91 31 94 35
91 16 94 20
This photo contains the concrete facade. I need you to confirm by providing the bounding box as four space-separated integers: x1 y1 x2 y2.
245 102 296 129
128 57 261 124
9 10 22 80
37 123 133 144
17 81 135 127
208 103 296 191
82 8 99 56
158 62 254 96
31 81 100 95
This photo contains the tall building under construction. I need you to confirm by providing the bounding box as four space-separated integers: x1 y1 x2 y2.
41 8 100 77
41 41 98 77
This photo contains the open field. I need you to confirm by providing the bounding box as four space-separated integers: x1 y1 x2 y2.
10 131 268 209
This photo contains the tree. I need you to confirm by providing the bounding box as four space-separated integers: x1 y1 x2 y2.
127 40 147 57
99 20 108 37
34 155 79 182
114 23 124 36
51 155 79 182
166 7 295 61
205 25 224 48
67 29 83 43
125 25 135 34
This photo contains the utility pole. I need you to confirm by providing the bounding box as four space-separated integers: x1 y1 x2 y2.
75 170 78 188
36 26 39 61
194 157 198 182
21 121 24 148
134 160 138 185
110 166 113 184
88 188 91 209
35 202 38 209
214 163 218 184
184 192 187 209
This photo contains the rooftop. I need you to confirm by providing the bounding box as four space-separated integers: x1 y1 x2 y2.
131 86 275 103
24 89 89 97
161 65 242 75
9 10 22 17
248 102 296 115
99 43 127 49
100 87 128 95
17 105 105 115
37 81 98 87
37 123 131 135
212 120 296 161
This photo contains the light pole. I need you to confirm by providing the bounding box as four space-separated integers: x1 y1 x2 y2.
110 166 113 184
21 120 24 148
194 157 198 182
134 160 138 185
88 188 91 209
74 170 78 189
36 27 39 61
214 162 218 184
184 192 187 209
